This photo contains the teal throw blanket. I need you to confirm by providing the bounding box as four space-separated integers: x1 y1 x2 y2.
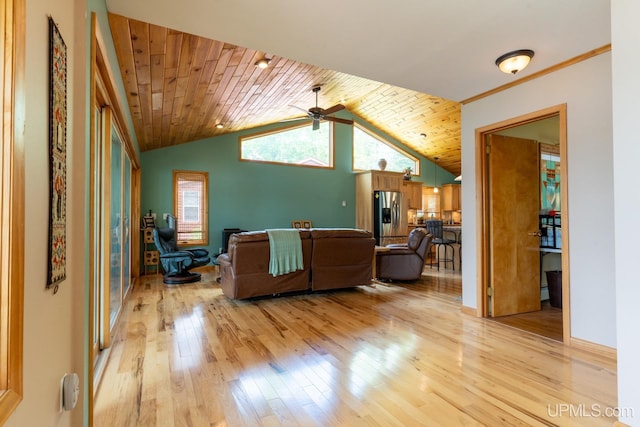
267 229 304 277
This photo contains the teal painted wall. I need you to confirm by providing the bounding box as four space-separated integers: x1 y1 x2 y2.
141 113 455 254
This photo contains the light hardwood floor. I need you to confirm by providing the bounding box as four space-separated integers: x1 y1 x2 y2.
490 301 563 342
94 267 617 426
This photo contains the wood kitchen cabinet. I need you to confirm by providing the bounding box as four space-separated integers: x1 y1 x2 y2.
369 170 403 191
422 186 441 218
441 183 461 211
402 181 423 209
355 170 407 234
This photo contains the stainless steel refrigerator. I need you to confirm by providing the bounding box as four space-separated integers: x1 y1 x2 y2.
373 190 406 246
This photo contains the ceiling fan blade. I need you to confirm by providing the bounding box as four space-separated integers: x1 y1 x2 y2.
289 105 312 116
321 104 345 116
323 116 354 125
280 116 310 123
312 119 320 131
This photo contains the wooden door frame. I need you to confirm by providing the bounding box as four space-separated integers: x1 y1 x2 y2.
0 0 25 422
475 104 571 344
89 13 141 423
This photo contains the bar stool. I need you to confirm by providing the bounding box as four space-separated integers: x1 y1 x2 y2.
425 220 456 270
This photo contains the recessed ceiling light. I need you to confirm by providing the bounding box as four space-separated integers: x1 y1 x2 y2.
420 133 427 138
254 58 271 69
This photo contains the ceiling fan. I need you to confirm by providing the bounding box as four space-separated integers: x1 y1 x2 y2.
288 85 354 130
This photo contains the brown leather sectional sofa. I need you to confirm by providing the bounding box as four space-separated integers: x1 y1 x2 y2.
217 228 375 299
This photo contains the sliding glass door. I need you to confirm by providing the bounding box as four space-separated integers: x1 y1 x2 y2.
91 105 103 362
91 104 132 362
90 14 142 418
123 156 132 297
109 126 123 328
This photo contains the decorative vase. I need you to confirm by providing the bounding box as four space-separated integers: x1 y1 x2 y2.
403 173 411 181
378 158 387 171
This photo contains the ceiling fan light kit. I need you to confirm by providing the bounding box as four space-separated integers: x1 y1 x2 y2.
288 86 354 130
495 49 534 74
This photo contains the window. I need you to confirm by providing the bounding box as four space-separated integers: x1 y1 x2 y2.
173 171 208 245
240 121 334 168
353 123 419 174
182 191 200 223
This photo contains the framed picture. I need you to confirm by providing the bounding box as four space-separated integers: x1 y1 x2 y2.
302 220 312 228
46 16 67 291
292 221 302 229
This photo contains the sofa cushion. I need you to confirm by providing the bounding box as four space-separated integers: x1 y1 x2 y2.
309 228 372 240
309 229 375 291
226 230 310 263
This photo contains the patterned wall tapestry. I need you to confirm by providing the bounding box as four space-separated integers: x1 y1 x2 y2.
47 16 67 290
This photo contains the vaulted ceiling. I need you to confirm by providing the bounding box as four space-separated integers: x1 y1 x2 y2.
105 1 611 177
108 13 461 174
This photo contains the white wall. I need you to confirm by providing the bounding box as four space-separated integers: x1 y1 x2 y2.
6 0 87 424
460 53 616 348
612 0 640 423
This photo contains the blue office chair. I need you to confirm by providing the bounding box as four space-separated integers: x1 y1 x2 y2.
153 215 210 284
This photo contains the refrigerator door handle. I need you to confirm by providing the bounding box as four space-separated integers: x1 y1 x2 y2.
393 201 399 226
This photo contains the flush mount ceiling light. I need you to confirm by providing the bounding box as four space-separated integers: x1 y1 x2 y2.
254 57 271 69
215 123 224 129
495 49 534 75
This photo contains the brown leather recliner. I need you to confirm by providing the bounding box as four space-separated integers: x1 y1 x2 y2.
375 228 432 281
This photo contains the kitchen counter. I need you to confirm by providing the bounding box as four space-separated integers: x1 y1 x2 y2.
407 223 462 242
443 224 462 243
407 223 462 228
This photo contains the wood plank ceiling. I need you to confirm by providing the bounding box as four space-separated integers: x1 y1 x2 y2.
108 13 461 175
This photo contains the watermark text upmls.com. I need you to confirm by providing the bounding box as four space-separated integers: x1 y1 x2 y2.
548 403 634 418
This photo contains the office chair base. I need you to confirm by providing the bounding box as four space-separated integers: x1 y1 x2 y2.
163 271 201 284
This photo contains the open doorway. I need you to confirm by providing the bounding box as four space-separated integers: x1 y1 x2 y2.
475 104 569 343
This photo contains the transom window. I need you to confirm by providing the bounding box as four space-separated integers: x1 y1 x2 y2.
353 123 419 174
173 171 208 245
240 121 334 168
